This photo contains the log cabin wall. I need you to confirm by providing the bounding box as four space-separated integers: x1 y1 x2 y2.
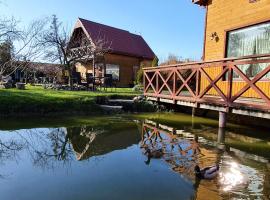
202 0 270 98
105 54 140 87
76 53 152 87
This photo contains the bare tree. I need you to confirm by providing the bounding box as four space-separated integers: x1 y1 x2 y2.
41 15 112 87
25 62 62 83
0 18 46 83
0 17 20 42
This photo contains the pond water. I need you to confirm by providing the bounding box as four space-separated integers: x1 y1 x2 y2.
0 113 269 200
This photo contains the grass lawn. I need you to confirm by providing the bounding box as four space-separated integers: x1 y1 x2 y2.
0 85 140 116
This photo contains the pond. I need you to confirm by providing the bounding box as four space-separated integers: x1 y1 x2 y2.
0 113 269 200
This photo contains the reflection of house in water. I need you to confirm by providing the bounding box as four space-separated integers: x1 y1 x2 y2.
67 126 141 161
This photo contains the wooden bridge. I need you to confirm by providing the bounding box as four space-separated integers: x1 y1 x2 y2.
143 54 270 126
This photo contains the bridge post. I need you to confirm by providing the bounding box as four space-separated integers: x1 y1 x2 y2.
219 111 227 128
192 107 196 117
217 127 225 143
217 127 226 150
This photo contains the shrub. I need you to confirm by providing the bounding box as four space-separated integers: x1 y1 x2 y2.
136 67 143 85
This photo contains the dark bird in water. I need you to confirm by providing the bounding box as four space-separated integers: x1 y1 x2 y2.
145 148 163 158
144 148 163 165
194 165 219 179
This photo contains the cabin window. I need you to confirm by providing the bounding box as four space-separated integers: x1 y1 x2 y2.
226 21 270 79
106 64 120 81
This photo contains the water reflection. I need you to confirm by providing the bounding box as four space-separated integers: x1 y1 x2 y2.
0 136 24 178
1 125 141 170
140 120 270 199
68 125 140 161
220 162 245 192
0 117 269 200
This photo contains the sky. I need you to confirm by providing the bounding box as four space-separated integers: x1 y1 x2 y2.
0 0 206 61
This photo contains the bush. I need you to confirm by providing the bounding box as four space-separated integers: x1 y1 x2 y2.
132 99 167 113
152 56 159 67
132 84 143 92
136 67 143 85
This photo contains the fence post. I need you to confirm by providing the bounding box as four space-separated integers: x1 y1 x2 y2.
143 70 145 95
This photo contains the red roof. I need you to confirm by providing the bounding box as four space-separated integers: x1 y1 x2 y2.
78 18 155 60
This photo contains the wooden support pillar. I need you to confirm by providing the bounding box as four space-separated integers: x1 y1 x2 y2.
217 127 225 144
219 111 227 128
92 55 95 77
191 107 196 129
191 116 195 129
192 107 196 117
217 127 226 150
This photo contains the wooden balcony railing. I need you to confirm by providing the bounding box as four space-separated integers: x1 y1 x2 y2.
143 54 270 112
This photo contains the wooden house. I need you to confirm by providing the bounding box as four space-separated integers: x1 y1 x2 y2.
193 0 270 98
69 18 156 87
143 0 270 120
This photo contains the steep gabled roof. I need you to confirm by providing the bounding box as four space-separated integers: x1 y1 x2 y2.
74 18 156 60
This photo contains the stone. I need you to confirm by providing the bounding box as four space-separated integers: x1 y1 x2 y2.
16 83 26 90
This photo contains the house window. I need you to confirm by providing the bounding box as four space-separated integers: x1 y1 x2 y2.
106 64 120 81
226 21 270 79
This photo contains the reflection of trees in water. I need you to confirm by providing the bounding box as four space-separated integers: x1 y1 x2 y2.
0 126 103 172
0 139 24 161
15 128 74 169
0 136 24 178
0 123 140 171
0 121 140 174
34 128 73 169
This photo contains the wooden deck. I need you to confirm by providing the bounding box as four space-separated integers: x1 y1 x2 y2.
143 54 270 119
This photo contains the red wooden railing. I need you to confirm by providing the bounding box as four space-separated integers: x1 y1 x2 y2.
143 54 270 112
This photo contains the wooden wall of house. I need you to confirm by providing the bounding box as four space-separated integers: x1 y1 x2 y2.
105 54 139 87
76 53 152 87
202 0 270 98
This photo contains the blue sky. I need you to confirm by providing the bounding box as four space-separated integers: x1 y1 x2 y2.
0 0 206 61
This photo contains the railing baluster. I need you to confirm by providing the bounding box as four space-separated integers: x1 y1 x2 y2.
227 65 233 106
196 67 201 100
143 71 146 94
155 71 159 96
173 69 176 103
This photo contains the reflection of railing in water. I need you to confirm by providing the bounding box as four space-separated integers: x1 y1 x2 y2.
141 120 270 170
142 120 270 164
141 121 214 178
141 120 270 198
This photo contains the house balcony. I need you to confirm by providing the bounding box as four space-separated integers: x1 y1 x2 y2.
143 54 270 118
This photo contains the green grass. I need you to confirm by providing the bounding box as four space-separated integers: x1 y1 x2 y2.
0 85 140 116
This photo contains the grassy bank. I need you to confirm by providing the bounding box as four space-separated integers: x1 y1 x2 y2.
0 85 140 116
